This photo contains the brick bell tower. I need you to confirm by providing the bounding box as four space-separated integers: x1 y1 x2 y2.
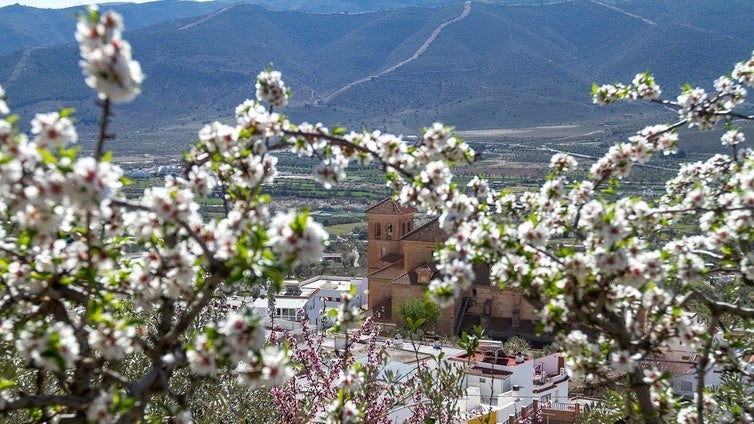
364 199 417 314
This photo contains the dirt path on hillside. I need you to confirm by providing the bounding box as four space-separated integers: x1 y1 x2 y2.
590 0 656 26
177 4 240 31
320 0 472 103
5 47 40 84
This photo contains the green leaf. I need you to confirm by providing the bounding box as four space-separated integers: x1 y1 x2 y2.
59 107 76 118
39 148 57 165
5 114 19 125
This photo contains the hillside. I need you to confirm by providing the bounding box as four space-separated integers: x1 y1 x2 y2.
0 0 752 155
0 1 237 56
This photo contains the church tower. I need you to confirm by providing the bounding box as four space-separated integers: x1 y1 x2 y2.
364 198 417 274
364 199 417 315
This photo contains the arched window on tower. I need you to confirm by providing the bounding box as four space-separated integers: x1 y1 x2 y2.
375 223 381 239
386 224 393 240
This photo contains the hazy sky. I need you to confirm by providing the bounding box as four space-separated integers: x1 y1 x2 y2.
0 0 211 8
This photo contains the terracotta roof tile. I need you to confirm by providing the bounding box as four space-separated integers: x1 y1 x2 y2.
380 252 404 263
391 272 412 285
364 198 417 215
389 263 438 286
368 259 405 280
401 218 447 243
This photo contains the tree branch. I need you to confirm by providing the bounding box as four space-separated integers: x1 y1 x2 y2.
681 290 754 318
0 394 89 412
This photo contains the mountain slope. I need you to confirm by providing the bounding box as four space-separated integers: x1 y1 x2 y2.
0 0 752 155
0 1 234 56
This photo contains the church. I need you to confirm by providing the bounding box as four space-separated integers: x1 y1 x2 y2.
365 198 551 343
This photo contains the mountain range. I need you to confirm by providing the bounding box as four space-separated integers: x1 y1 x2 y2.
1 0 753 155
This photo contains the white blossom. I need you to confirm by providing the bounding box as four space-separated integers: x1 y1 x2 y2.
260 347 293 386
77 7 143 102
267 210 329 264
632 72 661 100
86 390 115 422
721 129 745 146
610 349 642 373
732 51 754 86
337 368 364 393
592 83 629 105
326 399 360 424
314 151 349 189
88 318 136 361
256 69 288 108
549 152 578 172
187 335 217 376
199 121 239 156
0 85 9 115
31 111 77 148
17 322 80 371
427 277 460 308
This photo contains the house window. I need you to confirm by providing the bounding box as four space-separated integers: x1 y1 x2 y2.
277 308 298 321
479 378 486 383
386 224 393 239
375 223 381 239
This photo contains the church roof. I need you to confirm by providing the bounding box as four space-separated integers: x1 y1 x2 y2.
401 217 447 243
390 263 438 286
380 252 404 263
368 258 406 280
364 198 417 215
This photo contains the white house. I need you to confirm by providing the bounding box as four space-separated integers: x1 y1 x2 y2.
451 349 570 423
645 314 725 398
234 276 367 328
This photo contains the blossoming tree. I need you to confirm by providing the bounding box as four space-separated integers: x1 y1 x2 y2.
0 6 470 423
1 4 754 424
420 67 754 422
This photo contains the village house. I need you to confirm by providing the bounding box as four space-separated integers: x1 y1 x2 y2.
226 275 367 331
451 346 572 423
642 313 725 398
366 336 577 424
